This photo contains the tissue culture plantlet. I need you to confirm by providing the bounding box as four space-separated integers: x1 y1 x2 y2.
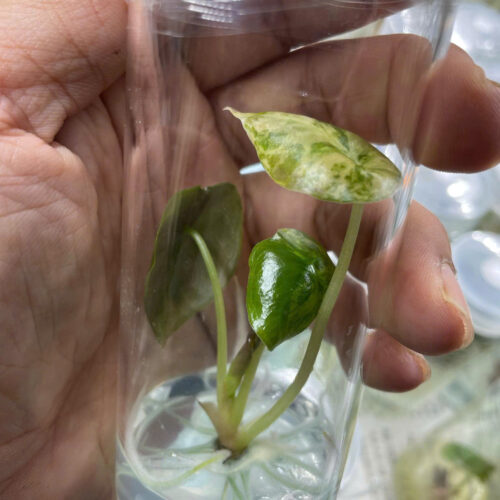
144 109 401 460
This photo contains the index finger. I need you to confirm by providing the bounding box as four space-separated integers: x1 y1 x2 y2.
172 0 410 90
212 39 500 172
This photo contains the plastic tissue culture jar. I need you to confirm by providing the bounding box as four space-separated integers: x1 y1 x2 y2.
118 2 455 499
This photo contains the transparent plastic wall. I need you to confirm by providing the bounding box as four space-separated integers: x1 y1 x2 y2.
117 1 455 499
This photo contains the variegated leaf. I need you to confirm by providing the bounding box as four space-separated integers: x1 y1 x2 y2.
226 108 401 204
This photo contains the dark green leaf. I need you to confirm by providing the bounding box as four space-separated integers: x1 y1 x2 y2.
145 183 243 345
246 229 335 350
226 107 401 203
442 442 495 482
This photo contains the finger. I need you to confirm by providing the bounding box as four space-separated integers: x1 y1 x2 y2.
0 0 126 141
178 1 409 90
367 202 474 355
414 45 500 171
213 37 500 172
310 195 474 358
362 329 431 392
315 201 473 355
324 271 430 392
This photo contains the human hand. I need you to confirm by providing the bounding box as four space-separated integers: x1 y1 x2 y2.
1 1 499 498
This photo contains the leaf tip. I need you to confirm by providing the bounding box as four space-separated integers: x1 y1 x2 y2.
224 106 246 120
152 323 168 347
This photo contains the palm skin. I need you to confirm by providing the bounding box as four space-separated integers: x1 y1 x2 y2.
0 3 126 495
0 82 124 497
1 1 500 499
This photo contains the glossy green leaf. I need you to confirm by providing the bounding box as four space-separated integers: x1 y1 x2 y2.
442 443 495 482
226 108 401 203
246 228 335 350
145 183 243 345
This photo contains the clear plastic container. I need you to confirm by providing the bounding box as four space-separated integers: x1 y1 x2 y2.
118 2 455 498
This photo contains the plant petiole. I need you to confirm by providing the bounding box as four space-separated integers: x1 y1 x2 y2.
230 341 265 428
188 228 229 408
235 203 364 450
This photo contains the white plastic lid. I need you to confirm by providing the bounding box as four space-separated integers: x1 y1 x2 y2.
452 231 500 339
413 168 495 240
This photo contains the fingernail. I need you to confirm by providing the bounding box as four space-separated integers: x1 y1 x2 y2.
442 258 456 274
411 351 431 382
441 262 474 348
